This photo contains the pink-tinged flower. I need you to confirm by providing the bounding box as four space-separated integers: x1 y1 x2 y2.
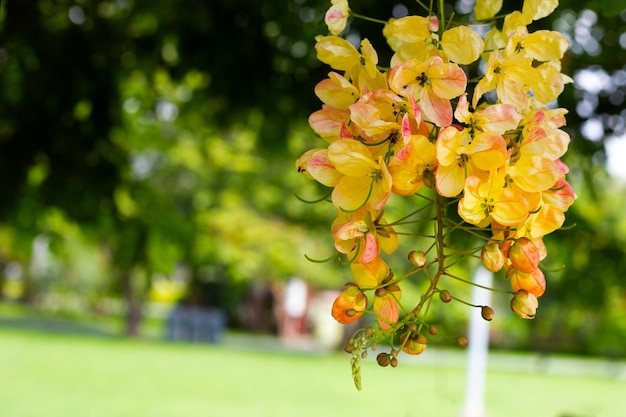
327 139 392 211
348 89 404 145
388 116 437 195
388 55 466 127
332 284 368 324
507 237 540 273
518 110 570 161
332 208 398 263
308 106 352 143
455 93 523 135
296 148 341 187
458 168 530 227
373 282 401 330
542 177 576 212
324 0 350 35
510 289 539 319
507 266 546 298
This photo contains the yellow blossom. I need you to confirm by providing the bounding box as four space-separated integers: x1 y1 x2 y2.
327 139 392 211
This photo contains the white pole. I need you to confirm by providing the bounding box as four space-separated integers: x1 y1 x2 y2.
460 266 493 417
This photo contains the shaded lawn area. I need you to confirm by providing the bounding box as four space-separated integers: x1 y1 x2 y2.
0 328 625 417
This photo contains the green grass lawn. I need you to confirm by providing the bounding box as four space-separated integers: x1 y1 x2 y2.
0 328 624 417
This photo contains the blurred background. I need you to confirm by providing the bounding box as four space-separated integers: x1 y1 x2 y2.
0 0 625 416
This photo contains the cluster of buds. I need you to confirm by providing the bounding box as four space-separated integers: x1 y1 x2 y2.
297 0 576 387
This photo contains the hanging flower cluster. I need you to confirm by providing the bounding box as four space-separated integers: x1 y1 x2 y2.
297 0 576 389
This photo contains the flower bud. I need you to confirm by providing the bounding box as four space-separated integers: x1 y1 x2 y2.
428 325 438 335
510 289 539 319
507 266 546 298
508 237 540 273
456 336 468 348
481 305 494 321
408 250 427 267
439 289 452 303
376 352 390 367
481 242 504 272
390 357 399 367
400 331 428 355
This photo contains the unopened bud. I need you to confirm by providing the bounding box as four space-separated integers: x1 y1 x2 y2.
508 237 540 273
390 357 398 367
510 289 539 319
415 333 428 345
343 338 354 353
428 325 438 335
376 352 390 367
408 323 418 333
439 289 452 303
481 305 494 321
408 250 427 267
481 242 504 272
456 336 468 348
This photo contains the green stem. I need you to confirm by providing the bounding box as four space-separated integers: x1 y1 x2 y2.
349 13 387 25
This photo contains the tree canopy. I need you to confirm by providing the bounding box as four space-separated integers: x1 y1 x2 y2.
0 0 624 353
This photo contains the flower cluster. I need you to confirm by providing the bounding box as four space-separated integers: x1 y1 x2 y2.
297 0 576 387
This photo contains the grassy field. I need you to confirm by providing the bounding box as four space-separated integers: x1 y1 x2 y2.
0 328 625 417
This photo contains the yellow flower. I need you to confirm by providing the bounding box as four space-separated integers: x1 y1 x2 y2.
389 132 437 196
506 27 569 62
473 51 538 110
350 256 389 289
475 0 503 20
327 139 392 211
435 119 508 197
522 0 559 23
383 15 437 66
458 168 530 227
440 26 484 65
389 55 466 127
314 72 359 110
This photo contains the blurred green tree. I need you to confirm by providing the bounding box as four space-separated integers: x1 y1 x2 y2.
0 0 624 351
